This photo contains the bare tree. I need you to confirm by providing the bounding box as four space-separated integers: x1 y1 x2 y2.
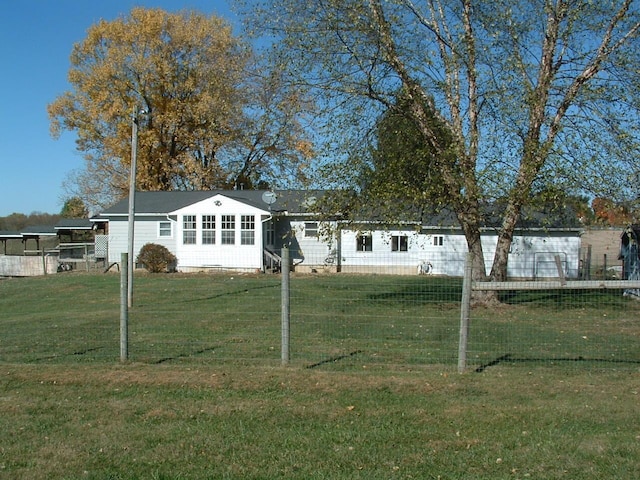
245 0 640 297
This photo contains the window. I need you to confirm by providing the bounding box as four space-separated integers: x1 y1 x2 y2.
221 215 235 245
241 215 255 245
183 215 196 244
433 235 444 246
265 221 275 247
202 215 215 244
391 235 408 252
356 233 372 252
304 222 318 238
158 221 172 238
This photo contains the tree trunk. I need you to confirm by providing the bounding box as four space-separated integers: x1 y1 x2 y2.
456 204 502 306
490 201 521 283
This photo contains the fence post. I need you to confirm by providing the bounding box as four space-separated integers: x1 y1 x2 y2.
554 254 566 286
41 250 47 275
120 252 129 362
458 253 473 373
281 246 290 365
585 245 592 280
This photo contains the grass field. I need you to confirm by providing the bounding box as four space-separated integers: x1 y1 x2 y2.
1 272 639 478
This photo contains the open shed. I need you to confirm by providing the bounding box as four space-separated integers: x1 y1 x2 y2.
0 230 22 255
20 225 58 254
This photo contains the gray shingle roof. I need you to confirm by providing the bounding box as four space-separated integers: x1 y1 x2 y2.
20 225 57 236
55 219 94 230
97 190 324 216
96 189 581 231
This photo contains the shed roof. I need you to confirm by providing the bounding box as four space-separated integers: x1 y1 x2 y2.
20 225 57 236
54 218 94 230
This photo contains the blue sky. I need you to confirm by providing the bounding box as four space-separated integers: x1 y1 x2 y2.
0 1 239 217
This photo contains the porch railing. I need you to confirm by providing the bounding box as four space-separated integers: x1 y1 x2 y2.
264 248 282 273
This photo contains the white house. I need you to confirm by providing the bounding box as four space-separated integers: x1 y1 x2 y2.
95 190 281 272
314 225 581 278
94 190 583 279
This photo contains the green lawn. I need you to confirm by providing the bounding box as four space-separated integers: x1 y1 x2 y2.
1 364 638 479
1 271 639 368
0 272 639 478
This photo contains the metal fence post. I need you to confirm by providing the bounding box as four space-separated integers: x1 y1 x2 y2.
281 246 290 365
458 253 473 373
120 252 129 362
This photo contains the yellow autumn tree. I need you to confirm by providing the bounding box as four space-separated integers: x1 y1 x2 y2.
49 8 315 210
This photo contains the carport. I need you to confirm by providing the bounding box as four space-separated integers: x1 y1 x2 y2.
0 230 21 255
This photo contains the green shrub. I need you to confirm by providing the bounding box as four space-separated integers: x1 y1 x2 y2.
136 243 177 273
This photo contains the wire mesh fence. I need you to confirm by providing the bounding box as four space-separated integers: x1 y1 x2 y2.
467 286 640 372
1 254 639 371
288 272 463 369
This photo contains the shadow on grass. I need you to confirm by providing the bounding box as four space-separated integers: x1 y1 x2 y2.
475 353 640 372
34 346 106 362
153 346 218 364
498 288 632 310
306 350 363 369
367 277 463 305
143 283 280 306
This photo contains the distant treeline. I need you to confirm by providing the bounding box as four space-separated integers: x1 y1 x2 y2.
0 213 63 232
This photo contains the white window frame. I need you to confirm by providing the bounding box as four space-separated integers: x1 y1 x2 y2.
202 215 216 245
241 215 255 245
183 215 197 245
221 215 235 245
356 233 373 252
391 235 408 252
158 221 172 239
304 222 319 238
433 235 444 247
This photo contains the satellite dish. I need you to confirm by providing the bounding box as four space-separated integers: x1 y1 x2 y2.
262 191 277 205
301 196 317 209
